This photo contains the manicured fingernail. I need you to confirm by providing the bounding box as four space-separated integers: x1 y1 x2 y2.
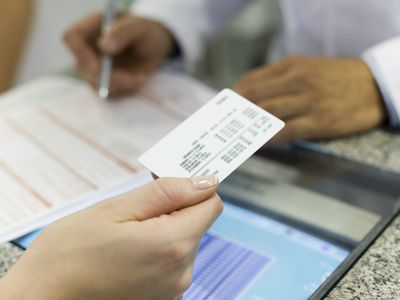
191 175 219 190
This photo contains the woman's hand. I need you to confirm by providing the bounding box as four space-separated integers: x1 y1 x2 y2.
0 176 222 300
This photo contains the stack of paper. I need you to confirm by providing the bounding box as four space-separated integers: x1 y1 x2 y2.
0 69 216 244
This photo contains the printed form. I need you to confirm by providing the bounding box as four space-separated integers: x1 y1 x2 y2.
0 70 215 243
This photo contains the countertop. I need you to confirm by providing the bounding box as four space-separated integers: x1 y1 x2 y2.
321 130 400 300
1 129 400 299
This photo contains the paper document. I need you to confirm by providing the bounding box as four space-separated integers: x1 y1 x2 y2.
0 70 216 244
139 89 285 181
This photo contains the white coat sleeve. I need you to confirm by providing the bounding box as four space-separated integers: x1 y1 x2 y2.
131 0 248 65
363 36 400 128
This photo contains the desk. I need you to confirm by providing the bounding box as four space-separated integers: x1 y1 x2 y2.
1 129 400 299
321 130 400 300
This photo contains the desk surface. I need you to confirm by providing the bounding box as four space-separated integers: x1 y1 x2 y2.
1 129 400 299
320 130 400 300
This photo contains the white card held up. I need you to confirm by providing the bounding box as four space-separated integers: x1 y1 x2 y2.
139 89 285 182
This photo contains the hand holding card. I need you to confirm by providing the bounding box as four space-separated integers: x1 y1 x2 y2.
139 89 285 182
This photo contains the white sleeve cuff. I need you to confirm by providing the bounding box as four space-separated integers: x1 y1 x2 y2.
131 0 248 66
132 1 206 65
362 37 400 128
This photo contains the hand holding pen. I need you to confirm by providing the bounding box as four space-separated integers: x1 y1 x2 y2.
64 3 177 97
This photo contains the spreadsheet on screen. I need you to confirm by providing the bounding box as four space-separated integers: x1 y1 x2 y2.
184 202 349 300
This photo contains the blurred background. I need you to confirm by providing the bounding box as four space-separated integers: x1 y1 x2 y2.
0 0 280 93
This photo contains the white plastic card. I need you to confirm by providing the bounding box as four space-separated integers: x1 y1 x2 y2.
139 89 285 181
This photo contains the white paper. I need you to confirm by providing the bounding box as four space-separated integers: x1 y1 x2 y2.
139 89 285 181
0 69 216 244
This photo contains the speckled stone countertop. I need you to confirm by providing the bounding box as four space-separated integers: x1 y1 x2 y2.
321 130 400 300
1 129 399 299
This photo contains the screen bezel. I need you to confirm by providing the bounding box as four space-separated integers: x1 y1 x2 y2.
220 182 400 300
218 188 400 300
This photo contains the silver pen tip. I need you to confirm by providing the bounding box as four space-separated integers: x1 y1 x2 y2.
99 87 109 100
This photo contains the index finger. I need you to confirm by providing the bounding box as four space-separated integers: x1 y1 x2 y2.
235 62 288 89
169 194 223 239
63 12 103 70
272 115 319 143
235 75 298 102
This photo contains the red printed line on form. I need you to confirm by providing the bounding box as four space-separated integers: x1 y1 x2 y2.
39 108 137 174
0 160 52 208
7 118 98 190
139 89 186 120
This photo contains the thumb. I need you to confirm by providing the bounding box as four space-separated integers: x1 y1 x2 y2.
103 176 219 222
99 15 145 55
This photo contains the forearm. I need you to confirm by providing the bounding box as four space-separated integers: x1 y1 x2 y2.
0 0 33 92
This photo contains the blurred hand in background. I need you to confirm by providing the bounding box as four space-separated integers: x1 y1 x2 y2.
64 13 176 96
235 56 387 143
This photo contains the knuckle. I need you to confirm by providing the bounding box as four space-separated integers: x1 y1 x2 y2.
164 242 193 265
153 178 179 204
290 69 316 87
320 109 340 125
311 113 333 135
304 91 323 105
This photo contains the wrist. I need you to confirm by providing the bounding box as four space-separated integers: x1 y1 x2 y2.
0 263 71 300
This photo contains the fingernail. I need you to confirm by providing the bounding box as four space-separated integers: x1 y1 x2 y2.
191 175 219 190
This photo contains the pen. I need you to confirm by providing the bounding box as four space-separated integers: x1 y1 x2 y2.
98 0 117 100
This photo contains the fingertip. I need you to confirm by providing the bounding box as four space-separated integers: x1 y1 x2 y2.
212 193 224 217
